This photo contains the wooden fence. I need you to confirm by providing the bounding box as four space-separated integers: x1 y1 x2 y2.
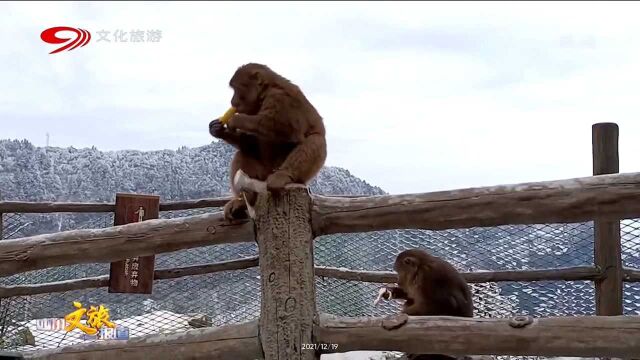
0 122 639 359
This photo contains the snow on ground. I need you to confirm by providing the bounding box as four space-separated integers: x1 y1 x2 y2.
321 352 388 360
12 310 197 352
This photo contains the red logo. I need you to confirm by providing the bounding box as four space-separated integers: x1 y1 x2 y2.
40 26 91 54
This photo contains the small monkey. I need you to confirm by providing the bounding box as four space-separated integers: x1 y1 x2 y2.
376 249 473 360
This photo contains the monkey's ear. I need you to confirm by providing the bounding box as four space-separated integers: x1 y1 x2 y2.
402 257 417 267
249 70 262 82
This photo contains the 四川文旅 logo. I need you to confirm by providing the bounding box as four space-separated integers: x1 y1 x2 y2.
40 26 91 54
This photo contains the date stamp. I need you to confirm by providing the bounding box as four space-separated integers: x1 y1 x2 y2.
302 342 339 351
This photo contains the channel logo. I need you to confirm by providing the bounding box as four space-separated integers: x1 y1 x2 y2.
40 26 91 54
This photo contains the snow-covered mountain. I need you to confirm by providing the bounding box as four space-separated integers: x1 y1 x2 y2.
0 139 385 203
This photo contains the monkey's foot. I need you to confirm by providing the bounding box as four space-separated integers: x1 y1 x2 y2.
266 170 294 193
223 198 249 222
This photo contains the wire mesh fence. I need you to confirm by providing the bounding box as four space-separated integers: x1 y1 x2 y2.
621 219 640 316
0 207 262 351
314 225 598 320
0 210 639 356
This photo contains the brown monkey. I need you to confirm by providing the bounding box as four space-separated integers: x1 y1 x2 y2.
378 249 473 360
209 63 327 221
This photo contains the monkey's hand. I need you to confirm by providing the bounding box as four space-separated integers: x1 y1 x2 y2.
373 287 393 306
225 114 249 134
227 112 304 143
209 118 227 139
386 285 410 300
210 117 259 152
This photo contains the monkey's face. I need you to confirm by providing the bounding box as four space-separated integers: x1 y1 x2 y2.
229 70 263 115
394 255 419 289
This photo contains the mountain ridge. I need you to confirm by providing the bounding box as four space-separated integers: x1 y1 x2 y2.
0 138 386 203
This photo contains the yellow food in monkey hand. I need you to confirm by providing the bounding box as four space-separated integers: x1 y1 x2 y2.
219 107 236 125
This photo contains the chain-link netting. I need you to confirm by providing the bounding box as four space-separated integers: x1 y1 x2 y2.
315 225 598 321
1 210 639 357
0 208 261 352
625 283 640 315
622 218 640 316
621 219 640 266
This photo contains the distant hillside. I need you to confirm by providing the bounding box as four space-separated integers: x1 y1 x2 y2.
0 139 385 203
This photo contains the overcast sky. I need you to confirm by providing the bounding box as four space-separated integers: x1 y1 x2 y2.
1 1 639 194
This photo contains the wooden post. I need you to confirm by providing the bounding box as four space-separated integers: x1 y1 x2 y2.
592 122 623 316
254 187 319 360
0 191 3 240
109 193 160 294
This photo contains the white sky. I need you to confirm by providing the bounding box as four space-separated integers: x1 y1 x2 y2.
1 1 639 194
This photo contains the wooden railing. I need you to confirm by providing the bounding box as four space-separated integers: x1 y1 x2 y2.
0 122 639 360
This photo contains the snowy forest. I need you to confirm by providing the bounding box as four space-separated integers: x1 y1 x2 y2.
0 139 384 205
0 138 639 355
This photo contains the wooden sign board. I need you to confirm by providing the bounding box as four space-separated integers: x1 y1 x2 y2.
108 193 159 294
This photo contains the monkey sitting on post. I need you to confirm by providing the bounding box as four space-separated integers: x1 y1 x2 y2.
375 248 474 360
209 63 327 222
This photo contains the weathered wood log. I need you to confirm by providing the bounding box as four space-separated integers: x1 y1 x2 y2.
0 201 116 213
592 122 624 316
0 262 601 298
624 267 640 282
312 171 640 236
0 256 259 297
314 265 603 284
461 266 603 283
0 212 255 277
158 197 230 211
315 313 640 358
22 319 261 360
0 276 109 298
254 186 319 360
0 197 231 214
154 255 259 280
